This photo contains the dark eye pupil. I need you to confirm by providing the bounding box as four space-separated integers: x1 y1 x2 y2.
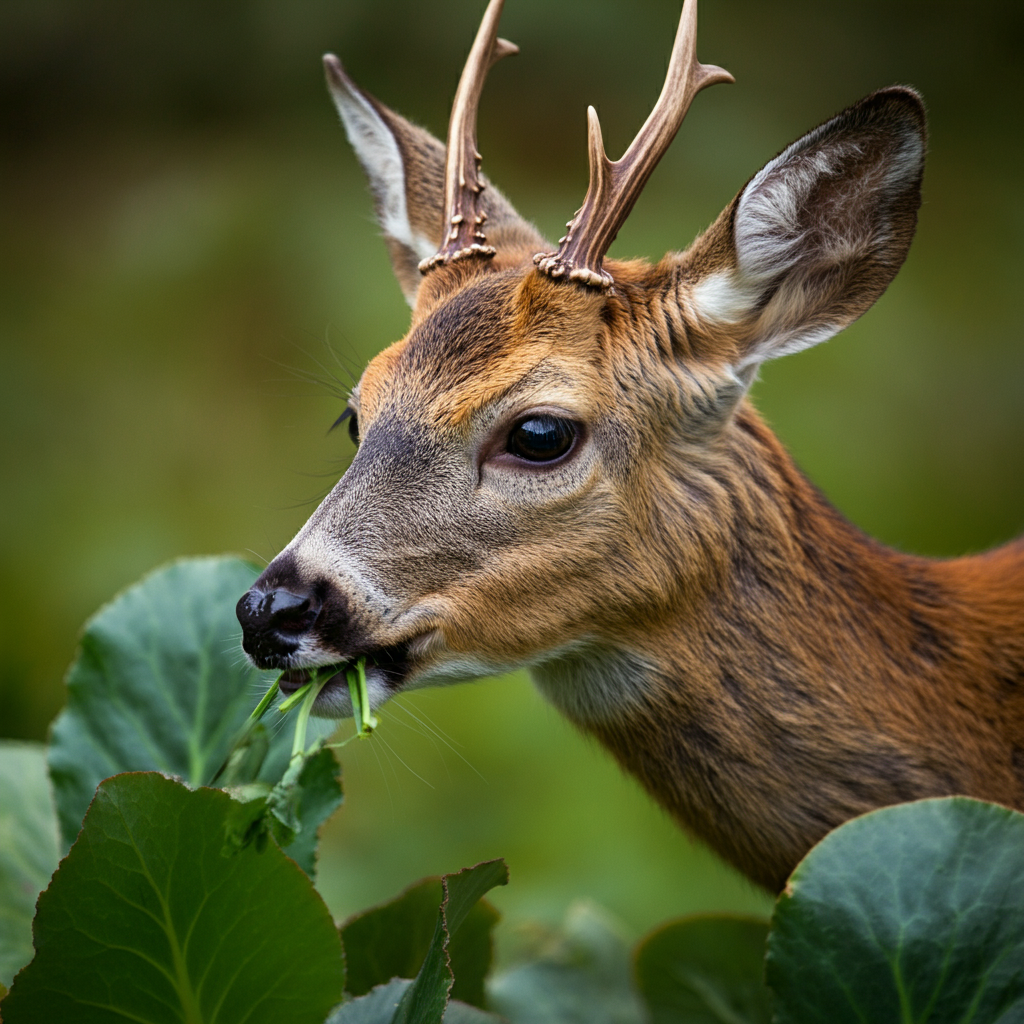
348 414 359 445
508 416 574 462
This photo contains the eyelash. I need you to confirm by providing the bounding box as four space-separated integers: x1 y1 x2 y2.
331 407 359 444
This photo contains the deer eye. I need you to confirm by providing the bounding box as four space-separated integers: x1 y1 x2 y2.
507 416 576 463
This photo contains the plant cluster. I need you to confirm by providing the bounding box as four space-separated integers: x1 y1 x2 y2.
0 557 1021 1023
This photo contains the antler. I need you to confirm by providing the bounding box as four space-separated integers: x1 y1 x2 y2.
419 0 518 274
534 0 733 289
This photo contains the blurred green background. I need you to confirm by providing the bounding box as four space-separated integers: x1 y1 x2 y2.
1 0 1021 946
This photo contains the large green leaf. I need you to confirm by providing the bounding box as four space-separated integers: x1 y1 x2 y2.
48 557 262 846
488 901 645 1024
2 772 344 1023
392 860 508 1024
634 915 770 1024
0 741 60 988
46 556 340 874
341 877 500 1008
766 796 1024 1023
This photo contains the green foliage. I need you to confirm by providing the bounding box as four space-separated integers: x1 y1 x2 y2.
47 556 341 875
223 746 343 876
488 901 646 1024
2 772 344 1024
2 558 1023 1023
327 980 503 1024
634 916 771 1024
767 796 1024 1023
47 557 264 846
0 741 60 989
391 860 508 1024
341 877 500 1008
266 746 344 870
333 861 507 1024
329 980 412 1023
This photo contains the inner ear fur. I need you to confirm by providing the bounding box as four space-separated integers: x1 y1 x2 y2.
325 56 549 307
677 86 926 374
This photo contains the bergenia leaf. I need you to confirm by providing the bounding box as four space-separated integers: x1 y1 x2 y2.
766 796 1024 1022
341 877 499 1008
2 772 344 1023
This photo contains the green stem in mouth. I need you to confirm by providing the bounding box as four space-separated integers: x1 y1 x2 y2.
359 659 379 733
346 657 377 738
223 659 380 770
248 675 281 722
277 681 312 715
291 669 330 759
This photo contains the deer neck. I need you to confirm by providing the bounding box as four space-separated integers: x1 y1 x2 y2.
531 402 1024 890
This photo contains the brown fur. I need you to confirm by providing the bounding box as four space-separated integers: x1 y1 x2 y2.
577 400 1024 890
247 53 1024 893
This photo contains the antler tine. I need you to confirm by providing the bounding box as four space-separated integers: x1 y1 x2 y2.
535 0 733 289
420 0 518 274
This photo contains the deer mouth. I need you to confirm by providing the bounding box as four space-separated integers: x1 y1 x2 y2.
278 640 413 705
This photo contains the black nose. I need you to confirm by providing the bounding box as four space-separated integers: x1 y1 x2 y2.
236 586 322 667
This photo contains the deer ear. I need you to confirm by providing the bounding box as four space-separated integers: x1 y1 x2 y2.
682 87 926 379
324 55 443 305
324 55 546 308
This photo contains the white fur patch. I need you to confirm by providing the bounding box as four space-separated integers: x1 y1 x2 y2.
411 654 517 688
530 642 655 725
690 269 758 325
326 70 437 266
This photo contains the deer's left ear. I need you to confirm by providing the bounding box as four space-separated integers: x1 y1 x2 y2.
324 56 546 308
679 87 925 379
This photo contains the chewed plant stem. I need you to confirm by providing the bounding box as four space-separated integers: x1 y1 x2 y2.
248 676 280 722
291 670 330 759
277 681 312 714
346 657 377 739
216 659 379 776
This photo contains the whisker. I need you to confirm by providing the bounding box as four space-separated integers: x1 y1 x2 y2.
386 701 454 784
227 649 252 671
373 731 403 786
244 548 271 568
392 696 487 782
321 326 362 385
374 730 436 790
272 489 334 513
264 332 362 406
365 734 397 821
291 467 350 482
399 696 468 750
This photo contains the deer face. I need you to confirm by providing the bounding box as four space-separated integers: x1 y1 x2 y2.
238 263 703 717
237 0 924 722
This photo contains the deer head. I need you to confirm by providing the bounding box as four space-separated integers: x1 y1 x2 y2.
236 0 923 717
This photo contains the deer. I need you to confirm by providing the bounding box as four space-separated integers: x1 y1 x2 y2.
235 0 1024 892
